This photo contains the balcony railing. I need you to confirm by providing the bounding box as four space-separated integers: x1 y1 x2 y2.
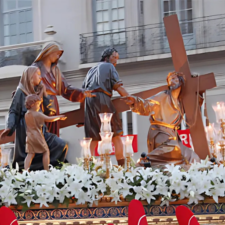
80 14 225 64
0 41 48 68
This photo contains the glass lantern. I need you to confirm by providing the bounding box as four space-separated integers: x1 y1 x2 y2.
121 136 134 158
80 138 92 170
1 148 12 168
99 113 113 133
99 132 114 154
212 102 225 123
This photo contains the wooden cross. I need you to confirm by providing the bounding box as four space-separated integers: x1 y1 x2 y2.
0 15 217 160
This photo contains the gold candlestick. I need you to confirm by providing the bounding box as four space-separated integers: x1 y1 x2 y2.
105 152 110 179
220 119 225 139
126 156 131 172
209 138 216 157
100 154 104 163
84 157 89 171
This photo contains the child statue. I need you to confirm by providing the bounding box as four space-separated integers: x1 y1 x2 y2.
24 94 66 171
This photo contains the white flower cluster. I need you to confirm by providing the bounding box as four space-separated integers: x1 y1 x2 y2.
0 164 106 208
0 158 225 208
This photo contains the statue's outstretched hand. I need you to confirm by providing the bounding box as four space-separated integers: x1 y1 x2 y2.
121 96 135 105
84 90 96 98
0 128 11 139
59 115 67 121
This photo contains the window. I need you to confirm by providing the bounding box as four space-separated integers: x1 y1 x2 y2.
96 0 125 46
2 0 33 45
162 0 193 34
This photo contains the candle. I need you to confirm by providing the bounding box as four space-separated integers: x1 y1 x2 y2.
97 141 103 155
99 113 113 132
103 114 110 132
121 136 134 157
99 132 113 154
207 123 214 139
213 102 225 122
217 102 223 121
80 138 92 158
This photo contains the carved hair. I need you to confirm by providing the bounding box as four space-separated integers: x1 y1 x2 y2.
100 47 118 62
25 94 42 109
167 71 186 87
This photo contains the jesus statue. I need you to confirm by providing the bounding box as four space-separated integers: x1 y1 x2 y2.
123 71 200 166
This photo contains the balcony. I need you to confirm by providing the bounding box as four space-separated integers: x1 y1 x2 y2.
0 41 46 68
80 14 225 65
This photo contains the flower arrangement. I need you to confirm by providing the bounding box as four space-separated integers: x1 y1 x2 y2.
0 157 225 210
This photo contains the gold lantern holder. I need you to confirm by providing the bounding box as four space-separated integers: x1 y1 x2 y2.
104 150 111 179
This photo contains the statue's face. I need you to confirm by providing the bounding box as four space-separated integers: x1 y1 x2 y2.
33 100 42 111
109 51 119 67
49 51 62 63
32 69 42 86
168 74 181 90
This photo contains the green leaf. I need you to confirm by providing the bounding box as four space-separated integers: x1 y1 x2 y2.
63 198 70 208
21 204 30 212
125 194 135 202
51 199 59 208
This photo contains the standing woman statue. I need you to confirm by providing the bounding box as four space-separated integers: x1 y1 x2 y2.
32 42 94 136
0 66 68 170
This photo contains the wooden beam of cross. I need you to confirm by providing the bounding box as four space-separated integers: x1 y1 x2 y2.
1 15 217 160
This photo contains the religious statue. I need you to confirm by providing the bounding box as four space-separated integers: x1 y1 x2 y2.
32 42 94 136
82 48 130 166
124 71 200 166
0 66 68 170
24 94 67 171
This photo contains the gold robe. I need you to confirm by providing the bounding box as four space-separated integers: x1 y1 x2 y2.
131 90 200 166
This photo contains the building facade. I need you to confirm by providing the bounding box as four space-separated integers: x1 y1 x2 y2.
0 0 225 163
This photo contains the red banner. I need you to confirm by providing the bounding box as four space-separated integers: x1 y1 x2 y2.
177 129 192 148
95 134 138 156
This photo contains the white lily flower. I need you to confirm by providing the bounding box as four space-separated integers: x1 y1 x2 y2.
22 195 35 207
125 167 139 183
96 182 107 193
0 186 10 198
179 189 189 200
142 189 156 204
76 191 90 205
111 170 124 180
138 167 152 180
67 182 83 198
164 164 180 174
35 195 49 208
106 178 120 191
3 192 17 206
119 181 132 198
109 190 121 204
208 188 221 203
56 186 70 203
133 186 145 200
188 191 204 204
